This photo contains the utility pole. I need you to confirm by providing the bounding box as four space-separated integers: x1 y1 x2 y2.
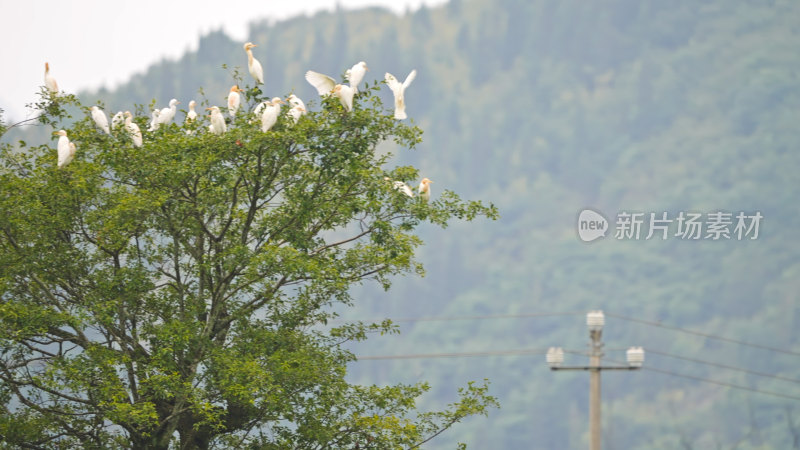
546 311 644 450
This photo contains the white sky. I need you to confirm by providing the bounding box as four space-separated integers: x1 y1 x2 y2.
0 0 444 122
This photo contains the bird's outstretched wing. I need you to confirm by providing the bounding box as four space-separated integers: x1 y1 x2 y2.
305 70 336 96
402 69 417 89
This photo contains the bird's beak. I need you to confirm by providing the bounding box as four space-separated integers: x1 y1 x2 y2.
251 44 258 47
365 65 370 70
206 107 212 110
52 131 59 135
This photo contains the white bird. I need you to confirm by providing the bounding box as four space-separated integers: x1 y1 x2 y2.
227 86 243 117
186 100 197 123
156 98 179 125
147 109 161 131
418 178 433 202
251 101 267 125
111 111 124 130
243 42 263 84
333 84 355 112
123 111 143 147
207 106 226 135
260 97 284 132
53 130 75 168
287 94 306 111
393 180 414 197
385 69 417 120
345 61 369 93
305 70 337 96
288 105 305 124
44 62 58 95
90 106 110 134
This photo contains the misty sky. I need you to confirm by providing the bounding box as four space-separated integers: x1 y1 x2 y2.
0 0 444 122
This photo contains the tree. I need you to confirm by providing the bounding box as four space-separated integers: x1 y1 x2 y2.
0 79 498 448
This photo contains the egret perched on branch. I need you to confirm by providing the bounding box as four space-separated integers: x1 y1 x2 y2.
148 109 161 131
207 106 226 135
288 105 305 124
185 100 198 134
305 70 336 96
260 97 284 132
393 180 415 197
111 111 124 130
123 111 143 147
333 84 355 112
227 85 243 117
385 69 417 120
156 98 179 125
53 130 75 168
243 42 263 84
418 178 433 202
90 106 110 134
44 62 58 95
287 94 306 111
186 100 197 123
345 61 368 93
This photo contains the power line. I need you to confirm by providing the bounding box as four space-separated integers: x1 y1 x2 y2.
645 348 800 385
357 348 550 360
331 311 584 324
606 312 800 357
337 311 800 358
641 364 800 402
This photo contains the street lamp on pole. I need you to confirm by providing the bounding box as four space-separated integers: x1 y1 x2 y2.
546 310 644 450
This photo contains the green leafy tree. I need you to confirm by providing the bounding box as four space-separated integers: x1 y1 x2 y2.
0 80 498 448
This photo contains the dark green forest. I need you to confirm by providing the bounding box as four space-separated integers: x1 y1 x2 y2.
6 0 800 447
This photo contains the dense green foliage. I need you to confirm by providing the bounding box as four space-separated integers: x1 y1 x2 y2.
3 0 800 447
0 72 498 446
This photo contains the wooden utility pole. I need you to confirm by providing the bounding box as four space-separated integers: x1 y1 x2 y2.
547 311 644 450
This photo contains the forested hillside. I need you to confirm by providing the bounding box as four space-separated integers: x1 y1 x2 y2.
7 0 800 447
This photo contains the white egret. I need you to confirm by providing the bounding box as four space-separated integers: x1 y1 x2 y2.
207 106 226 135
44 62 58 95
287 94 306 111
418 178 433 202
90 106 110 134
394 181 414 197
385 69 417 120
186 100 198 123
111 111 124 130
123 111 143 147
185 100 198 134
53 130 75 168
260 97 284 132
346 61 368 92
288 105 305 124
305 70 336 96
147 109 161 131
156 98 179 125
227 86 243 117
333 84 355 112
243 42 263 84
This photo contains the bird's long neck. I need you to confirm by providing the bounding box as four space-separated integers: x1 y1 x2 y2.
246 49 254 65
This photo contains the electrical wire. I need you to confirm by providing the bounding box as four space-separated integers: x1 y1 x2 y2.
639 364 800 402
605 312 800 357
332 311 584 325
357 348 551 360
338 311 800 359
644 348 800 385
